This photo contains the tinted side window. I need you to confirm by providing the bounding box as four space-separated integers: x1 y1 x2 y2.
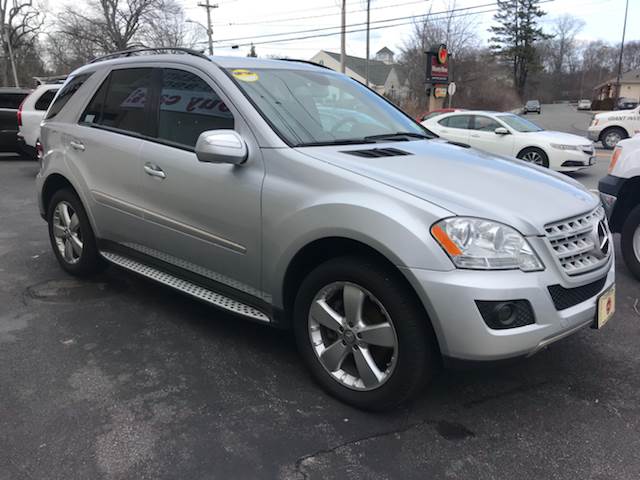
96 68 153 136
439 115 471 129
79 75 111 125
473 116 501 132
157 69 234 148
0 93 28 109
46 73 93 119
34 89 58 110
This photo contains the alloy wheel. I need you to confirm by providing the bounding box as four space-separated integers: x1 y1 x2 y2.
604 131 622 148
52 201 83 264
308 282 398 391
522 151 544 166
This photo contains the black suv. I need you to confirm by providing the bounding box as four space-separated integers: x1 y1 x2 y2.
523 100 541 114
0 87 31 154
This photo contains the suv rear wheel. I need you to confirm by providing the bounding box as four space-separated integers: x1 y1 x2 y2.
47 189 105 276
621 204 640 280
293 256 435 410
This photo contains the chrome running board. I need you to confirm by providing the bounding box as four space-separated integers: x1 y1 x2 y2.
100 251 271 323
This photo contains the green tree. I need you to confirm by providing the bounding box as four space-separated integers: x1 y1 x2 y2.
489 0 549 98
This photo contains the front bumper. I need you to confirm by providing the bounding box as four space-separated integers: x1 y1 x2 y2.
554 149 596 171
403 258 615 362
587 129 601 142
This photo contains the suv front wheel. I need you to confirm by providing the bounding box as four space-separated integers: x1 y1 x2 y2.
294 256 435 410
47 189 105 277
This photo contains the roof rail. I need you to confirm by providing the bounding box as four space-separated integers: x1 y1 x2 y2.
276 58 332 70
89 47 210 64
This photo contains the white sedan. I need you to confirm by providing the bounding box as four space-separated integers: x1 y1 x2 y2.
422 111 595 171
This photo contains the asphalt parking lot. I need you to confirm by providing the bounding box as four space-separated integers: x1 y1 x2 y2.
2 118 639 479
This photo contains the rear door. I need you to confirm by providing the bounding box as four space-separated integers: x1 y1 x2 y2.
434 114 472 144
0 92 27 152
468 115 515 156
69 67 155 244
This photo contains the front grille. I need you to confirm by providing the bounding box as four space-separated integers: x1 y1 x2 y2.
544 207 611 276
548 276 607 310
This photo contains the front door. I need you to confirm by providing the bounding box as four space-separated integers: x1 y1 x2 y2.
136 67 265 300
468 115 515 157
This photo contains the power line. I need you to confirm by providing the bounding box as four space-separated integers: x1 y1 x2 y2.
213 5 508 49
212 1 503 44
213 0 430 27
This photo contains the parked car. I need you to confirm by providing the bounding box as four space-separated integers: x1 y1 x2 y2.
588 105 640 149
17 83 61 159
416 108 465 122
36 50 615 410
523 100 541 114
617 97 639 110
577 99 592 111
0 87 31 155
423 111 595 171
599 134 640 280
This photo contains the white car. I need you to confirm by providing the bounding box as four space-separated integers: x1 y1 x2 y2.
588 106 640 149
423 111 595 171
577 99 592 110
17 83 60 159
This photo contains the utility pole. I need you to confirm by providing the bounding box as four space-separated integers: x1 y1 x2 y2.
3 25 18 87
340 0 346 73
614 0 629 108
198 0 218 55
365 0 370 86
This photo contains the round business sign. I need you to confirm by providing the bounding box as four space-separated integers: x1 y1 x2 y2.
437 44 448 65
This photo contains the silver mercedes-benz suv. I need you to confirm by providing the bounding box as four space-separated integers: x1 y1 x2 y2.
36 48 615 410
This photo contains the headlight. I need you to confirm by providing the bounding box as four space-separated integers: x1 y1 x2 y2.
431 218 544 271
550 143 579 151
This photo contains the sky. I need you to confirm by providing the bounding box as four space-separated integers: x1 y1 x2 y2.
178 0 637 60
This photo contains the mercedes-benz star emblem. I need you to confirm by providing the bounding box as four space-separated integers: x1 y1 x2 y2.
592 220 610 259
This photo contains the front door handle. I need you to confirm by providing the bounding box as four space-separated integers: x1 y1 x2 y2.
470 134 480 138
143 162 166 179
69 140 85 151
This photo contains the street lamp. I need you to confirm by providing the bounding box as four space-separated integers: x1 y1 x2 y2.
186 19 213 55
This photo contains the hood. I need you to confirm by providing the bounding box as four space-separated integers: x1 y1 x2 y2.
297 139 598 236
529 130 592 145
595 108 640 120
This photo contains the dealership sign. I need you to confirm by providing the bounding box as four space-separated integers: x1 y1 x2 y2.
426 44 449 84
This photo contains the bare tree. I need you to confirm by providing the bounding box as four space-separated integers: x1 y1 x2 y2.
0 0 45 86
546 14 585 74
140 0 201 49
57 0 173 54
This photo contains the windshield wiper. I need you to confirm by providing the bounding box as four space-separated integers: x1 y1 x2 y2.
364 132 432 141
295 139 377 147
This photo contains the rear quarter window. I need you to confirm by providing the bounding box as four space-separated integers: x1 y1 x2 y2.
0 92 28 109
46 73 94 120
35 89 58 111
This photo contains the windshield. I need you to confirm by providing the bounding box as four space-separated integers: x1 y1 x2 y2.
226 67 430 146
497 114 544 133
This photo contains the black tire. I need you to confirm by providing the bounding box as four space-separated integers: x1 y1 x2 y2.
517 147 550 168
293 256 436 411
621 204 640 280
601 127 627 150
47 189 106 277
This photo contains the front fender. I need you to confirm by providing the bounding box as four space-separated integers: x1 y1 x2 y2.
264 197 454 308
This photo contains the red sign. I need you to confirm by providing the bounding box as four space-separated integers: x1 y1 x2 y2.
426 44 449 84
437 45 448 65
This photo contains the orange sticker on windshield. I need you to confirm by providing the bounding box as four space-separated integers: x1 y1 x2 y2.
232 69 259 82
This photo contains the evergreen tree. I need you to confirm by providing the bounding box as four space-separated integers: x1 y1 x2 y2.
247 44 257 57
489 0 550 98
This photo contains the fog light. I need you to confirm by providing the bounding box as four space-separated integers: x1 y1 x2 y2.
475 300 535 330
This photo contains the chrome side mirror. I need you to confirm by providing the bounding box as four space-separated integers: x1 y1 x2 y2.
494 127 509 135
195 130 248 165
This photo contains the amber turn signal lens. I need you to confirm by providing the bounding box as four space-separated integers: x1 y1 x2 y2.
431 224 462 256
608 147 622 174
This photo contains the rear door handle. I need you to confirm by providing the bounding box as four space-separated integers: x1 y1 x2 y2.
69 140 85 151
144 162 166 179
